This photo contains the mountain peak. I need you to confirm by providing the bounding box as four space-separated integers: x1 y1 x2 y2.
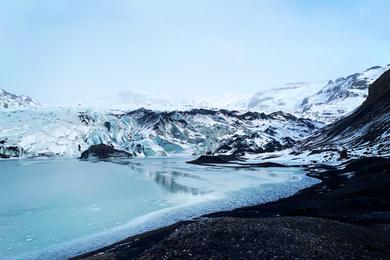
248 64 390 123
0 89 39 109
301 68 390 156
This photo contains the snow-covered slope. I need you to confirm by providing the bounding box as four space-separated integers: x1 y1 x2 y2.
248 65 390 123
301 68 390 157
73 91 251 112
0 89 39 109
0 108 322 158
73 65 390 122
299 65 390 122
248 81 326 115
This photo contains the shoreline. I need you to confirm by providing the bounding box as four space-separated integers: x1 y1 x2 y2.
74 156 390 259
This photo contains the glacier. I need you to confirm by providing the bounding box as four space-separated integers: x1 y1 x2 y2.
0 107 322 159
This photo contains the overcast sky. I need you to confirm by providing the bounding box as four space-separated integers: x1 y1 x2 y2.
1 0 390 105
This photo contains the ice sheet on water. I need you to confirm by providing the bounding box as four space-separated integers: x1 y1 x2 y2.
0 157 319 259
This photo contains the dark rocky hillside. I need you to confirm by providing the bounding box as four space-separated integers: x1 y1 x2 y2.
302 69 390 155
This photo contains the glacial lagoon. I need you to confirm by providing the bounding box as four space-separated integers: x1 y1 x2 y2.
0 157 319 259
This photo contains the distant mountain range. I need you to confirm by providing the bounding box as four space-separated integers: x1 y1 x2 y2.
0 89 39 109
248 65 390 123
0 64 389 159
100 64 389 123
1 65 389 124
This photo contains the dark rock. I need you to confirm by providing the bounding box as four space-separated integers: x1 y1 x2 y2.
300 97 309 106
352 79 369 89
238 162 288 168
104 121 111 131
187 155 244 165
135 143 143 154
282 137 296 146
0 153 10 159
264 139 284 152
264 126 277 136
0 145 22 158
367 65 382 71
80 144 132 160
339 149 349 160
78 113 95 125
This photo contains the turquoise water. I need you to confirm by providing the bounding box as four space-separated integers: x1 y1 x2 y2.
0 157 319 259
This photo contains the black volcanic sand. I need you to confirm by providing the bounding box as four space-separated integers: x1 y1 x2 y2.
187 154 289 167
187 154 245 164
74 157 390 260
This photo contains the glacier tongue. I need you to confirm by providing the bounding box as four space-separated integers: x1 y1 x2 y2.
0 107 322 159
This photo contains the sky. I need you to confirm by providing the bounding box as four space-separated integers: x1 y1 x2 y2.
1 0 390 105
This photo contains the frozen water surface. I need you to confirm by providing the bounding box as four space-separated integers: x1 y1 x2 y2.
0 157 319 259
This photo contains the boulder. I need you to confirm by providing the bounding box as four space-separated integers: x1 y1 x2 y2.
80 144 132 160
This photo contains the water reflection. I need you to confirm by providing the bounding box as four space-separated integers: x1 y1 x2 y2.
128 161 208 195
88 158 301 197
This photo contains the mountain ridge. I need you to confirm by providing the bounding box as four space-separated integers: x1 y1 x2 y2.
248 65 390 122
301 68 390 156
0 89 39 109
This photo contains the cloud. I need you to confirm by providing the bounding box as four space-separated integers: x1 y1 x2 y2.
0 0 390 105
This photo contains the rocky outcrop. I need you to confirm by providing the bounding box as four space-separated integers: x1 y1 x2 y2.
0 145 22 158
187 155 244 165
188 155 287 167
80 144 132 160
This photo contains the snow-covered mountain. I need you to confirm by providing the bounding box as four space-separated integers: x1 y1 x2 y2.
248 81 326 115
0 108 322 158
1 65 389 160
71 91 251 112
0 89 39 109
248 65 390 123
79 65 389 123
301 68 390 157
